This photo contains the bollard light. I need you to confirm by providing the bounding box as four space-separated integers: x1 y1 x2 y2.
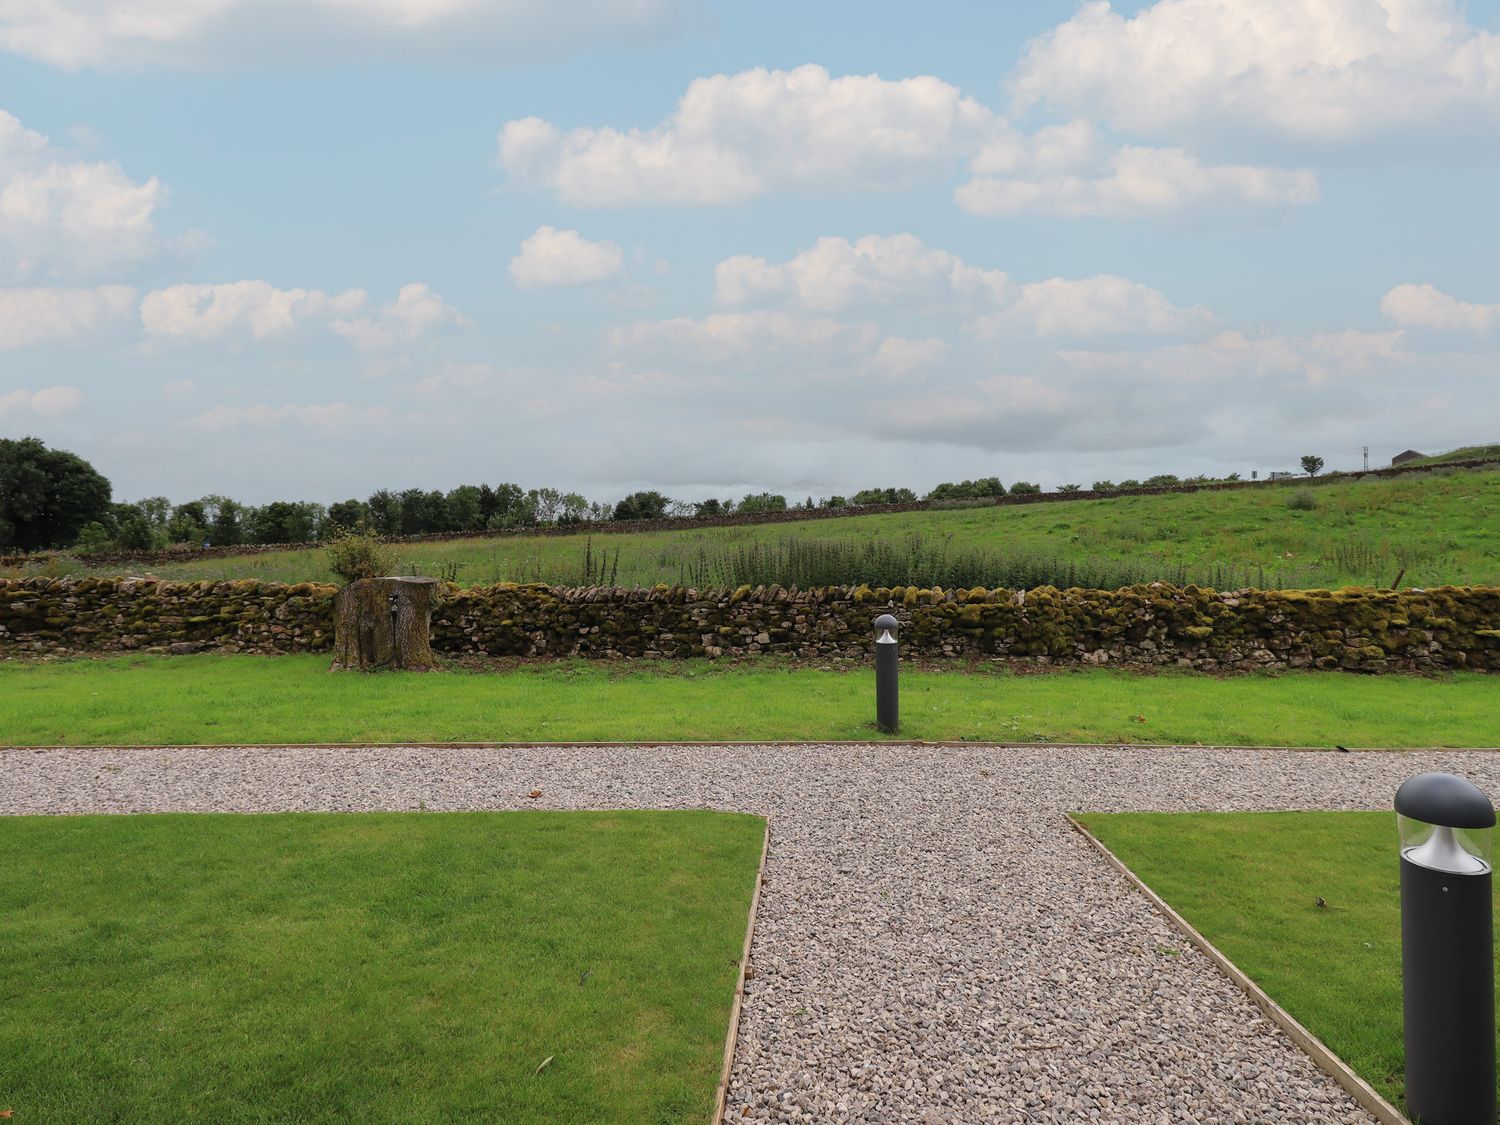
873 613 899 734
1396 771 1496 1125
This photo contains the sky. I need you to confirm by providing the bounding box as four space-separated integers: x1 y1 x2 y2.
2 0 1499 507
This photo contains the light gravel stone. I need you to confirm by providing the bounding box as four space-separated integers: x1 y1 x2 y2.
6 743 1499 1123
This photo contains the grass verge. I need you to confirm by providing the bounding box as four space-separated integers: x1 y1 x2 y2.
1073 810 1500 1111
0 810 764 1123
1 653 1497 747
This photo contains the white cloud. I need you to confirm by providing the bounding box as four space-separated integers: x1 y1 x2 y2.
869 336 949 379
0 109 167 278
716 233 1012 311
139 279 463 351
499 64 998 206
0 284 135 347
986 275 1218 337
0 0 702 71
331 283 468 352
509 225 624 288
1011 0 1500 145
183 402 393 432
957 126 1318 219
714 234 1213 339
1061 327 1408 385
1381 283 1499 333
141 280 366 342
0 383 84 418
161 377 196 397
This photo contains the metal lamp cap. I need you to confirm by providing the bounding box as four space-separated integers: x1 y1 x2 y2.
1395 772 1496 830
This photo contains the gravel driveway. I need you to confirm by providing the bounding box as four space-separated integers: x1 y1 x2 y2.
5 743 1498 1123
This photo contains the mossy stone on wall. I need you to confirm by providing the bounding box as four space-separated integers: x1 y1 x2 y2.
1 576 1496 672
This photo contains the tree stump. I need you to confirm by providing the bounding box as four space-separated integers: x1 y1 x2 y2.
331 576 440 671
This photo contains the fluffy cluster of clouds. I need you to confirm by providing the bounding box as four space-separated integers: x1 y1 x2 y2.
496 2 1500 220
2 280 465 352
498 64 1321 220
0 110 168 278
0 0 702 70
1381 283 1500 334
713 233 1215 338
509 226 624 288
1011 0 1500 146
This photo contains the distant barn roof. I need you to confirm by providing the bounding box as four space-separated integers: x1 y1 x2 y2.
1391 449 1426 465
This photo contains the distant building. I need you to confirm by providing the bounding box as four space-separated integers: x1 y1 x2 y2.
1391 449 1427 466
1268 471 1297 481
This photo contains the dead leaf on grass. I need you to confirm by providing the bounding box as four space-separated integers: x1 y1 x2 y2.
535 1055 554 1076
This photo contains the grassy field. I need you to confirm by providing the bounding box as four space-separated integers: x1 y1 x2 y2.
20 465 1497 590
1410 443 1500 466
1 653 1497 747
0 809 764 1123
1074 810 1500 1111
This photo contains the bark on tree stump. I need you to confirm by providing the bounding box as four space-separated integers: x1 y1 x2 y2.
331 576 440 672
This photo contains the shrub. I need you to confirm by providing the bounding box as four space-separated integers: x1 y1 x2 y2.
1287 489 1318 511
1009 481 1041 495
1118 479 1142 490
73 522 114 554
325 526 398 583
1056 483 1082 493
1092 480 1117 492
1144 474 1180 487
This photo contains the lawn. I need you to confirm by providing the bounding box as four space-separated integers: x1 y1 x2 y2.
1073 810 1500 1111
17 465 1500 590
1 654 1497 747
0 810 765 1123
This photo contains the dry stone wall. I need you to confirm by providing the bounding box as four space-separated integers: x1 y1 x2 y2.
3 576 1497 673
0 577 335 655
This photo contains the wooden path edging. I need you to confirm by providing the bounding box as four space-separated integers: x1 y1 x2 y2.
713 819 770 1125
1068 814 1409 1125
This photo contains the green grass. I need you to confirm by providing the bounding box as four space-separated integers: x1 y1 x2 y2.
1 653 1497 747
0 810 764 1123
1074 810 1500 1110
24 464 1498 590
1408 444 1500 466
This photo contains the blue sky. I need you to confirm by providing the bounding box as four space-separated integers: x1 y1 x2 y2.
2 0 1498 505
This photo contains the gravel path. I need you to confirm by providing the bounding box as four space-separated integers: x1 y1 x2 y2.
6 743 1498 1123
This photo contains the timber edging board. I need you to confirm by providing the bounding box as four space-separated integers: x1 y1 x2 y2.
1067 814 1409 1125
713 820 770 1124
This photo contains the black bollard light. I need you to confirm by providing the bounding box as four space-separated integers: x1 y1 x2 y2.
873 613 899 734
1396 771 1496 1125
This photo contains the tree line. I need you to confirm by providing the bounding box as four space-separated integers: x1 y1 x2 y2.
0 436 1290 553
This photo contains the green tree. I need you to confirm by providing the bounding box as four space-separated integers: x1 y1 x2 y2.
0 437 112 551
736 492 787 514
444 485 482 531
207 498 245 547
1301 455 1325 476
612 490 671 521
366 490 402 536
166 501 209 545
327 498 368 531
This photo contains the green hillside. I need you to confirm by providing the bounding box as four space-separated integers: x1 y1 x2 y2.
1407 443 1500 465
18 465 1500 591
